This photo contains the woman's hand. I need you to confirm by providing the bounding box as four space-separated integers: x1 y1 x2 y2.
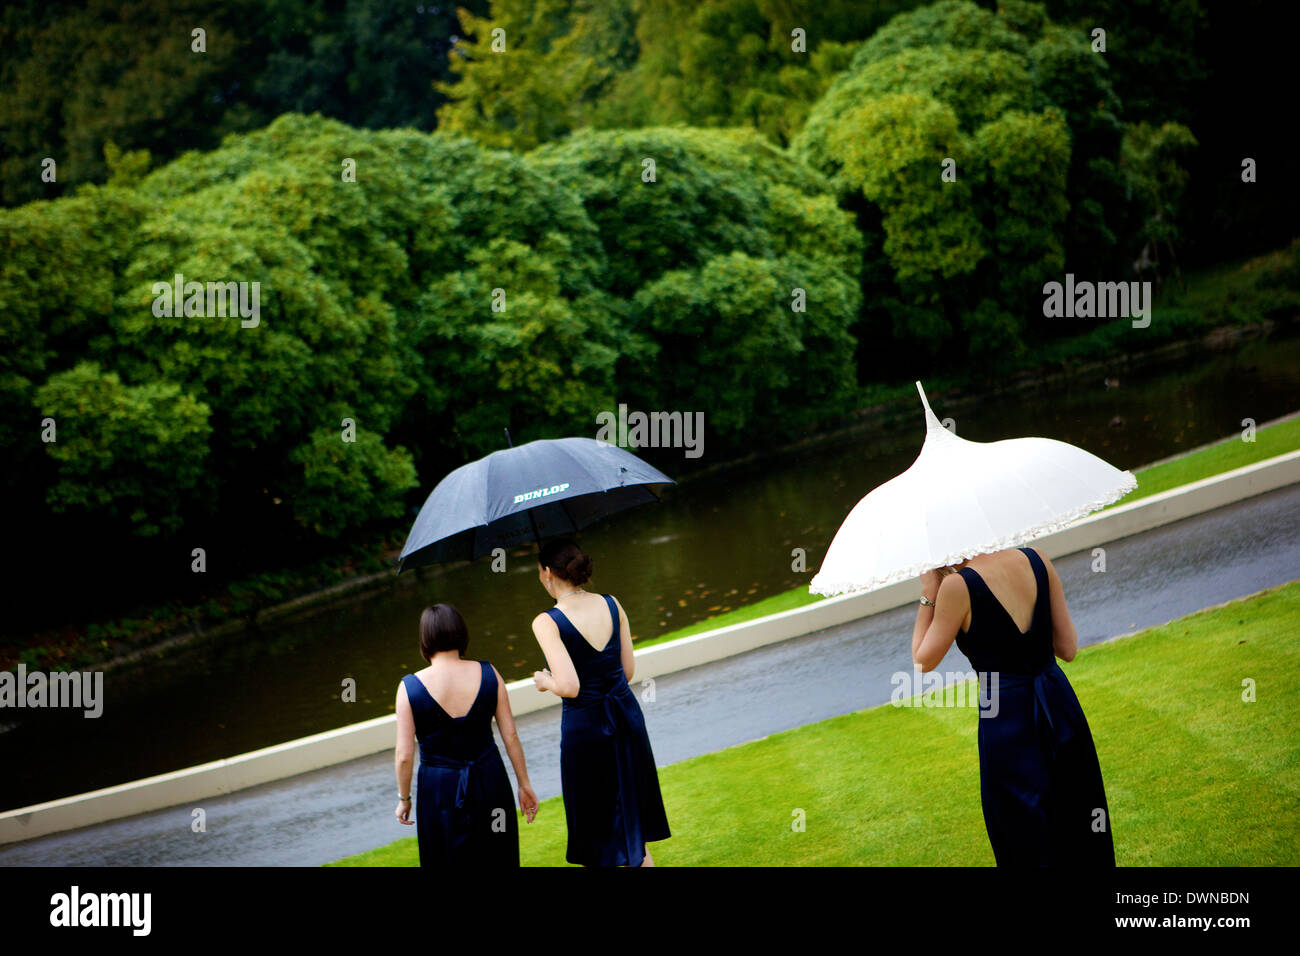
920 568 943 598
395 797 413 825
519 784 539 823
533 668 554 694
920 565 958 602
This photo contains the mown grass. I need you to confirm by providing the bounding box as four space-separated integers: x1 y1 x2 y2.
330 578 1300 866
1102 415 1300 506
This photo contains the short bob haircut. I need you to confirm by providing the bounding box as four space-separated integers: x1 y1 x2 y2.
419 603 470 659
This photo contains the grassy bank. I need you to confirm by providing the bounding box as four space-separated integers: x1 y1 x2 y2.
331 577 1300 866
1104 414 1300 505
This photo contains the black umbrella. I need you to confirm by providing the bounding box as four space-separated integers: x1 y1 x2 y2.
397 433 675 572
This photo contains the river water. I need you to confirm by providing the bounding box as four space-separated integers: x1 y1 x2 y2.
2 329 1298 811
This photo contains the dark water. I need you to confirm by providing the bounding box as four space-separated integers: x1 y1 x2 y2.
3 330 1299 811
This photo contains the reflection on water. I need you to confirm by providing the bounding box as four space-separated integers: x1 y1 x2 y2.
3 331 1299 809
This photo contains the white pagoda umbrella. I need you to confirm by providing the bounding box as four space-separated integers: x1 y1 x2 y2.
809 381 1137 597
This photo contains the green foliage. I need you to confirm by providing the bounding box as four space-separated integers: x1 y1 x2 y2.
289 427 418 538
0 0 486 207
3 114 864 550
34 362 213 536
1039 0 1208 126
0 184 151 482
0 0 241 207
527 127 862 438
413 235 626 454
850 0 1030 63
826 92 983 287
971 108 1072 299
436 0 630 151
1121 121 1199 265
628 251 858 434
439 0 928 150
794 0 1167 373
102 143 153 190
528 127 859 290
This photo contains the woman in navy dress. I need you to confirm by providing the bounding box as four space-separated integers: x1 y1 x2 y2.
530 539 671 867
395 603 539 867
912 546 1115 866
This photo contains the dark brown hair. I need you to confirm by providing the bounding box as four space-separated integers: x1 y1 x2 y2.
419 603 469 659
538 538 593 587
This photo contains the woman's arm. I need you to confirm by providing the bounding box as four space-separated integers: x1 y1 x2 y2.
492 665 538 823
394 681 416 825
911 570 940 663
531 613 580 698
912 570 970 673
1036 548 1078 662
614 596 635 681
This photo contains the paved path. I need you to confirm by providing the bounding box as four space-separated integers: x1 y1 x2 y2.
5 483 1299 866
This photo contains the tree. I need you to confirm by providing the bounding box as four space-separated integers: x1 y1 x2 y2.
0 0 487 207
34 363 213 537
436 0 630 151
528 126 862 443
437 0 928 151
1121 121 1198 291
794 0 1158 374
288 426 418 538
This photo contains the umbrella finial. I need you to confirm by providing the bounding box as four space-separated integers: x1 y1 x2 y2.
915 381 943 431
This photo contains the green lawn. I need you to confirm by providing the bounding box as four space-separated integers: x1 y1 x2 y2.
330 577 1300 866
633 583 830 648
626 413 1300 651
1102 414 1300 506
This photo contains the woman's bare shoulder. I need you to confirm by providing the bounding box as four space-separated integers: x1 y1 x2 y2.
939 569 970 595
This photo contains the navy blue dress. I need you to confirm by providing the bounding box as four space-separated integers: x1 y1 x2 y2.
402 661 519 867
955 548 1115 866
545 594 670 866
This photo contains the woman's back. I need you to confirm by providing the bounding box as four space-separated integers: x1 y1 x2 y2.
413 658 487 717
551 591 616 652
955 547 1054 675
404 659 496 761
545 593 627 703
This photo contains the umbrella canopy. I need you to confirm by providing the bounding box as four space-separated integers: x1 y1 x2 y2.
398 436 674 571
809 381 1137 597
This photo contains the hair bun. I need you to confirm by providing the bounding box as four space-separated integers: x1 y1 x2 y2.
539 538 593 586
566 553 594 586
